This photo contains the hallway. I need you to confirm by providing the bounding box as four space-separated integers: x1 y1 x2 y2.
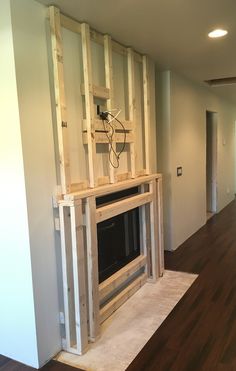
1 199 236 371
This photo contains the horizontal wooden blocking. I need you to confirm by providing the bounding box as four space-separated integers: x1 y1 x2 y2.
81 83 110 100
60 14 81 34
96 191 153 223
100 273 147 324
83 132 134 145
82 119 133 132
99 255 147 302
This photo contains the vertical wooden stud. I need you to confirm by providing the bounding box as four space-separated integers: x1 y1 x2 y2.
104 35 116 183
70 200 89 353
143 55 151 174
59 205 72 350
49 6 71 194
127 48 136 178
157 177 164 276
85 196 100 340
139 185 148 274
149 180 159 281
81 23 96 188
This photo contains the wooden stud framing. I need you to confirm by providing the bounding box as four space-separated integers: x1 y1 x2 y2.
59 205 71 350
59 174 163 353
83 132 134 145
81 23 96 188
64 174 162 201
99 255 147 302
104 34 116 183
85 196 100 341
143 55 151 174
100 273 147 324
148 180 159 281
96 191 153 223
82 119 133 132
70 200 89 353
49 6 71 194
127 48 136 178
80 84 110 100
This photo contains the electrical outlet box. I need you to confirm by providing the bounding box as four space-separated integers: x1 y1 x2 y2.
177 167 182 177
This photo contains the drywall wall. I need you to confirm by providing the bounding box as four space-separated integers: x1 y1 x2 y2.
157 70 236 251
10 0 61 366
0 0 38 366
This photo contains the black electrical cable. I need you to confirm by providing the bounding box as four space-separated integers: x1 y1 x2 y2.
101 112 127 168
102 118 120 168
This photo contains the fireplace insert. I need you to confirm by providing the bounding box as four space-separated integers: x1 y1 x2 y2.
96 187 140 283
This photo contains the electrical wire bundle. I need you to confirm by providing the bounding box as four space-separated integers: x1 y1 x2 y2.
100 110 127 168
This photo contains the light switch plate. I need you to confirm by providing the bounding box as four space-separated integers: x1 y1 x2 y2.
177 167 182 176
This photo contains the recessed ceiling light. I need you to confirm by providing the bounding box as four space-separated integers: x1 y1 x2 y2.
208 29 228 38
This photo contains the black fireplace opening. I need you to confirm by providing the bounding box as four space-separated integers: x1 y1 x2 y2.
97 187 141 283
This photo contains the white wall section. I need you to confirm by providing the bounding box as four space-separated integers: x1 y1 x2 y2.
0 0 38 366
157 71 236 251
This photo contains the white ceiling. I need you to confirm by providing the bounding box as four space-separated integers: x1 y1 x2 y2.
37 0 236 103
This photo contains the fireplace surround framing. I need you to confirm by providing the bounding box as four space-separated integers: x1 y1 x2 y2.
49 5 164 357
58 174 164 355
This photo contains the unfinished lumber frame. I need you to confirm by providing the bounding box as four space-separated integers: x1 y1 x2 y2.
143 55 151 174
81 23 96 188
127 48 136 178
49 8 153 194
59 201 88 354
58 174 163 355
104 34 116 183
49 6 71 194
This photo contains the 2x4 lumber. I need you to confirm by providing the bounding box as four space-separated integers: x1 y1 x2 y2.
142 55 151 174
49 6 71 194
127 48 136 178
63 173 161 201
97 176 110 186
99 255 147 301
70 201 88 353
82 119 133 132
139 185 148 274
60 14 81 34
58 205 72 350
81 23 96 188
149 180 159 281
83 132 134 145
85 196 100 341
100 273 147 324
80 83 110 100
157 177 164 276
104 34 116 183
96 191 153 223
115 172 131 182
70 181 89 193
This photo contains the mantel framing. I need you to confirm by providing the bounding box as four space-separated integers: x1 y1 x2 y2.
58 174 164 355
49 6 153 195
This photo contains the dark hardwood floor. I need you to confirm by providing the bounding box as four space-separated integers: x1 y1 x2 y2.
1 199 236 370
0 356 83 371
127 199 236 371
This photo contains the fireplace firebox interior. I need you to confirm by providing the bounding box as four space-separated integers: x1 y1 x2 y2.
97 187 141 283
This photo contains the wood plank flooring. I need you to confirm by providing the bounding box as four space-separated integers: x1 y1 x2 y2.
0 356 83 371
1 199 236 370
127 199 236 371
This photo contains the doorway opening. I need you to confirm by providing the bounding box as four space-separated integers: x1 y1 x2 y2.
206 111 217 220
